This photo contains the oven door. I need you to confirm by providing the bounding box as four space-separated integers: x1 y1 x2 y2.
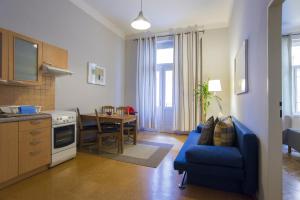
52 122 76 154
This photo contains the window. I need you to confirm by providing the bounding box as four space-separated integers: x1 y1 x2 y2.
157 48 174 64
165 70 173 107
292 36 300 114
156 38 174 108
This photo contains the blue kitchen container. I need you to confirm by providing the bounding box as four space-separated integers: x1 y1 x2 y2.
18 106 37 114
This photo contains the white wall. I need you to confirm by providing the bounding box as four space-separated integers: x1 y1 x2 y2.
124 28 230 118
202 28 230 118
124 39 138 108
229 0 281 199
0 0 125 113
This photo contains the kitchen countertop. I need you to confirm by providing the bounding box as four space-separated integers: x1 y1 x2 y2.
0 113 51 123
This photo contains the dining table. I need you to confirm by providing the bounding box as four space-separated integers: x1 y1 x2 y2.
80 113 138 153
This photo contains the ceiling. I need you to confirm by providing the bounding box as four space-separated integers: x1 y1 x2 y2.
282 0 300 34
70 0 234 38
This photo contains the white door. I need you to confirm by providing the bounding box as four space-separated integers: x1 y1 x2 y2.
156 38 174 132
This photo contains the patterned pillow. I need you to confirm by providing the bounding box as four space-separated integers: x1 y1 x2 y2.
213 117 235 146
198 116 215 145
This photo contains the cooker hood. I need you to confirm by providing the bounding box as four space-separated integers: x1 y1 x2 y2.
42 64 73 76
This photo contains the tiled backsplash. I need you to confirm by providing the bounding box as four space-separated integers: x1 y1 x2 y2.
0 74 55 111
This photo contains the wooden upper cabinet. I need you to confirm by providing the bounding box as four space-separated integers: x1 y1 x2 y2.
8 31 42 84
0 122 19 183
0 28 8 81
42 42 68 69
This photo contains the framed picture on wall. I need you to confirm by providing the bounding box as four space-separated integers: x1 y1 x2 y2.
87 62 106 86
234 39 248 95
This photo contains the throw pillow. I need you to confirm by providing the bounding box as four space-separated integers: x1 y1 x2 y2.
213 117 235 146
198 116 215 145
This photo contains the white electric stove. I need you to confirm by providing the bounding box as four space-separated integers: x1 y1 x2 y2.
44 111 77 167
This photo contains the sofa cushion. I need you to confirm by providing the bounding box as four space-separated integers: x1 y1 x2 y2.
214 117 235 146
198 116 215 145
174 130 201 171
186 145 243 168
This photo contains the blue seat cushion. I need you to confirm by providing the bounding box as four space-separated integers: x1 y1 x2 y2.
174 130 201 171
186 145 243 168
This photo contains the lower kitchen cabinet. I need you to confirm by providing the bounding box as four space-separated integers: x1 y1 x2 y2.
19 127 51 174
0 118 51 186
0 122 19 183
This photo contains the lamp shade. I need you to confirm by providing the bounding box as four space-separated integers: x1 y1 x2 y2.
131 11 151 30
208 80 222 92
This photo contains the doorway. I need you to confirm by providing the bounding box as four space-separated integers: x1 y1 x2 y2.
281 0 300 199
156 37 174 132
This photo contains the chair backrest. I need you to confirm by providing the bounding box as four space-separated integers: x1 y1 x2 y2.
95 109 102 133
76 108 83 130
101 106 115 114
116 106 129 115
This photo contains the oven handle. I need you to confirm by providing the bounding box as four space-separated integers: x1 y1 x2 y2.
53 122 76 128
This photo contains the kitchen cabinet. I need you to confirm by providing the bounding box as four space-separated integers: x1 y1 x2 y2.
8 31 42 84
0 122 19 183
0 28 8 81
42 42 68 69
0 118 51 187
19 119 51 174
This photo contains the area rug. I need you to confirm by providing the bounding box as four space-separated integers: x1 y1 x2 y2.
79 140 174 168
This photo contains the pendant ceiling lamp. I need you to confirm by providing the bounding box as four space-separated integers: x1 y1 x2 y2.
131 0 151 30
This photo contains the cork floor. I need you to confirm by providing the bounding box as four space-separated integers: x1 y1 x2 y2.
0 132 252 200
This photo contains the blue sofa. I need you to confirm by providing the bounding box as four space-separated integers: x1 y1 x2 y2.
174 117 258 195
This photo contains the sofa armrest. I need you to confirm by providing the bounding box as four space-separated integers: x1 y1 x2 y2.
240 134 258 195
185 145 243 168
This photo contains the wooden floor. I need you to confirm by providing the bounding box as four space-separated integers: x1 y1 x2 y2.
283 145 300 200
0 132 252 200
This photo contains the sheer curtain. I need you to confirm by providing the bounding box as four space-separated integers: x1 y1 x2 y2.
136 37 157 131
173 31 203 132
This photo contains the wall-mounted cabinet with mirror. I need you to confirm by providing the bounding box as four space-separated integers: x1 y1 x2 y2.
8 32 42 85
0 27 69 86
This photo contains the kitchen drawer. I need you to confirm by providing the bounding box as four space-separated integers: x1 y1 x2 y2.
19 118 51 131
19 127 51 174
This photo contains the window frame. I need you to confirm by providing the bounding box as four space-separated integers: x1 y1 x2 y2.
293 65 300 115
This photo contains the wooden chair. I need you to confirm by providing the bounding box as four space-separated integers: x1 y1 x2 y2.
116 106 135 143
95 109 120 153
101 105 115 114
76 108 98 148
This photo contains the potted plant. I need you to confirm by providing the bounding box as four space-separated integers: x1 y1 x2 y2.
195 81 222 122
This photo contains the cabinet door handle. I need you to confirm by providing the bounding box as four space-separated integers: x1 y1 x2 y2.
30 140 42 146
30 130 42 136
30 151 41 156
30 120 41 125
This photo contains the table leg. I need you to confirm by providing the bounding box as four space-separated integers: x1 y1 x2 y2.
134 119 137 145
120 122 124 153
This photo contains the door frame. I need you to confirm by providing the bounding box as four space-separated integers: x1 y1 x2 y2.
267 0 283 199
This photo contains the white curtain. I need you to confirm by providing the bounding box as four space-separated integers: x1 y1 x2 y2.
282 36 292 117
173 31 203 132
136 37 157 131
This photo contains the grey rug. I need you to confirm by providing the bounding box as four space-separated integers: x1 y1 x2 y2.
79 140 174 168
